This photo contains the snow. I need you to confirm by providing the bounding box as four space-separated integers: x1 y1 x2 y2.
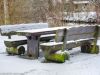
63 12 97 22
0 24 100 75
40 41 63 46
73 1 90 4
0 23 48 33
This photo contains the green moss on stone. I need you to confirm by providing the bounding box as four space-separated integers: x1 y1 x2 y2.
46 53 65 63
45 50 70 63
6 47 18 54
91 26 99 54
90 45 99 54
4 40 27 47
63 51 70 60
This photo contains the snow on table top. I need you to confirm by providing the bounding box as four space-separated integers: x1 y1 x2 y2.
17 26 66 33
17 25 96 35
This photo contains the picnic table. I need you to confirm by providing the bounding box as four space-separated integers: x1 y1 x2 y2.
17 26 66 59
17 25 100 60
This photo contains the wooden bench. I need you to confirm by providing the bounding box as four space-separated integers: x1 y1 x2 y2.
40 25 100 63
0 23 55 55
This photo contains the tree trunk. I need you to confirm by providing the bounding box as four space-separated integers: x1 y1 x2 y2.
3 0 10 24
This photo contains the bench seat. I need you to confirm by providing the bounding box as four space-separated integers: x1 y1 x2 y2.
4 33 55 55
41 38 94 47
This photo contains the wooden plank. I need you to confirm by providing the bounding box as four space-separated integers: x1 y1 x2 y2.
67 33 94 41
41 39 94 50
4 40 27 47
66 26 95 41
67 26 95 36
98 25 100 37
27 35 40 58
55 29 65 42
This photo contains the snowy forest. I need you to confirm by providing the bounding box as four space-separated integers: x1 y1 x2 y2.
0 0 100 27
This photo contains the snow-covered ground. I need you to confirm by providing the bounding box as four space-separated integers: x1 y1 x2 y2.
0 35 100 75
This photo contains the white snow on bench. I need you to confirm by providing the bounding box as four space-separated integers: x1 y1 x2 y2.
41 34 55 38
40 41 63 46
4 37 27 41
40 38 94 46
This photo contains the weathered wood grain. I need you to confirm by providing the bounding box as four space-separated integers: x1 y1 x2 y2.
66 26 95 41
4 39 27 47
98 25 100 37
55 29 65 42
0 23 48 36
27 35 40 58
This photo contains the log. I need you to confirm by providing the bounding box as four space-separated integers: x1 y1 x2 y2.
4 39 26 55
4 39 27 47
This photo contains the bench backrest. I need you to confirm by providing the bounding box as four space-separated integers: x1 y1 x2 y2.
55 28 66 42
55 28 67 51
66 25 96 41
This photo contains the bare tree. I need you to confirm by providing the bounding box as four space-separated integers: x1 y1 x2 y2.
3 0 10 24
90 0 100 23
47 0 66 27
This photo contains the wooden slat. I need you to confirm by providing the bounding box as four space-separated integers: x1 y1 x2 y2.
55 29 65 42
66 26 95 41
40 28 66 51
67 32 94 41
41 38 94 50
67 26 95 36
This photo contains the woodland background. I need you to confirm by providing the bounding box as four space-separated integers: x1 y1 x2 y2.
0 0 100 27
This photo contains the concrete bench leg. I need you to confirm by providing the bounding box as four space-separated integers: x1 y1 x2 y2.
41 46 70 63
81 42 99 54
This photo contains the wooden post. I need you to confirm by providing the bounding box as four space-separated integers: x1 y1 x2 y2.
62 28 67 51
91 26 99 54
99 25 100 38
3 0 10 24
27 35 40 59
